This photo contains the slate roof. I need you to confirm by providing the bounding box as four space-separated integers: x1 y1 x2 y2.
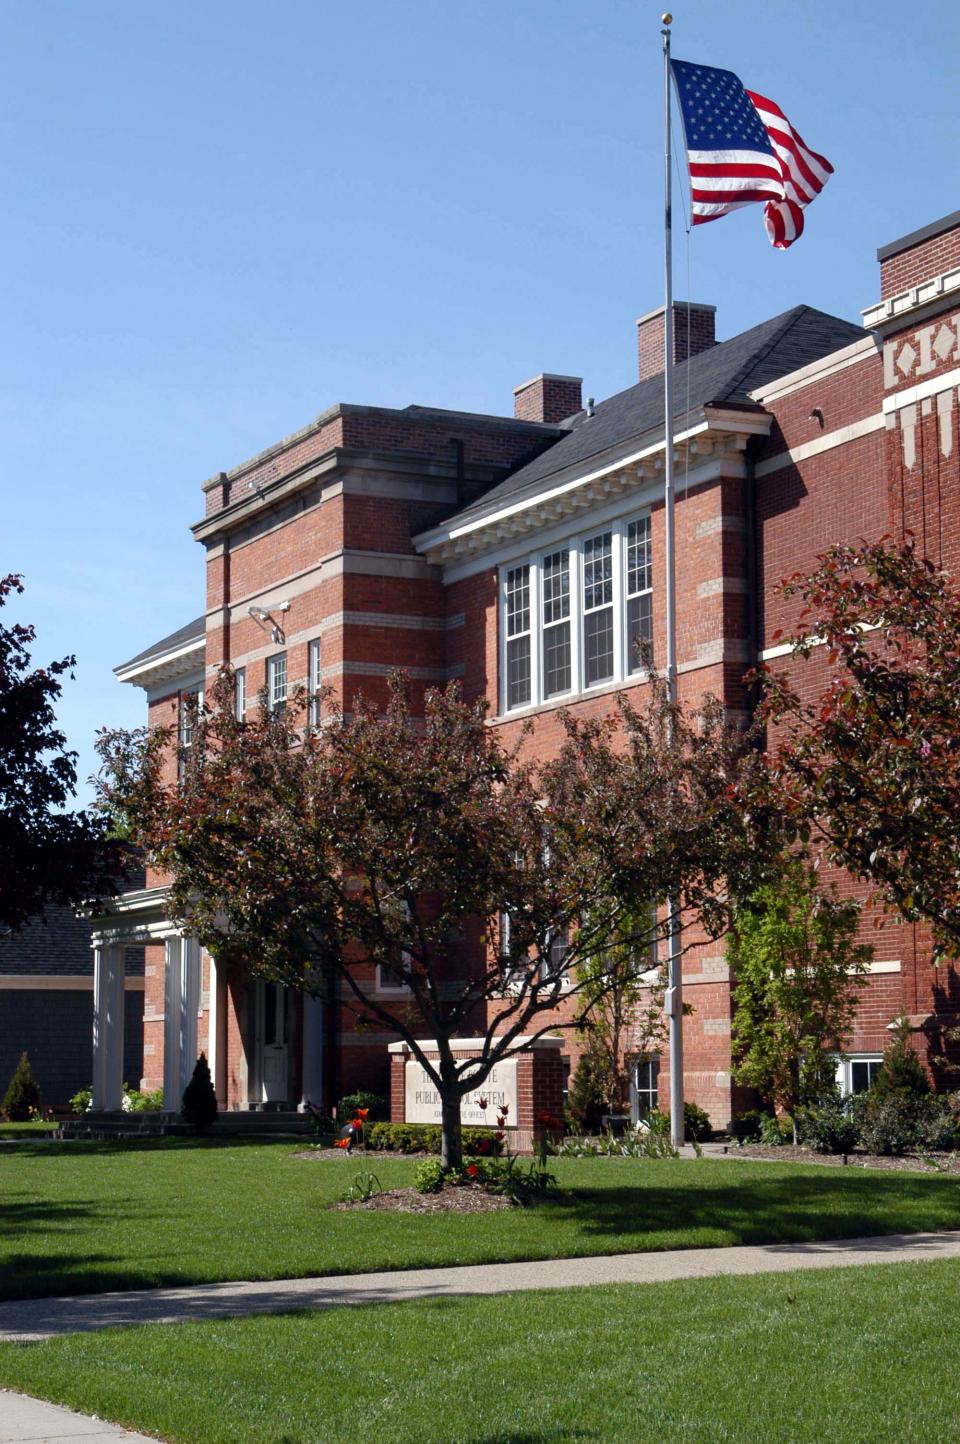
0 860 147 977
439 305 867 532
117 615 205 674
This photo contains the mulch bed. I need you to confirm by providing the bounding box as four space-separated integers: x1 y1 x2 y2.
332 1183 517 1213
731 1143 960 1173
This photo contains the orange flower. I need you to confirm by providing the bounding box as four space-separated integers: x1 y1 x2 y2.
353 1108 370 1121
334 1137 351 1150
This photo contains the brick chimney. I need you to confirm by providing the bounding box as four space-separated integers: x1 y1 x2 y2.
513 373 583 424
636 302 717 381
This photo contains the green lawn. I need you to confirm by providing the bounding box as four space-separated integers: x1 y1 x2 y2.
0 1122 58 1138
0 1258 957 1441
3 1139 960 1302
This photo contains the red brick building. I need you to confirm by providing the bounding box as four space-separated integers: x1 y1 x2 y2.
89 206 960 1131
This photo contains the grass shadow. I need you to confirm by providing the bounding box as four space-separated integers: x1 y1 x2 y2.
548 1168 960 1245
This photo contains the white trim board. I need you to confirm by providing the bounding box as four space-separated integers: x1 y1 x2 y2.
749 335 879 405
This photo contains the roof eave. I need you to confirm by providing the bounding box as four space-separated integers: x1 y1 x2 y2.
414 403 770 567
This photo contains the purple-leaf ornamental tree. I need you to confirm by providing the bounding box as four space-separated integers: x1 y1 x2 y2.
97 669 750 1170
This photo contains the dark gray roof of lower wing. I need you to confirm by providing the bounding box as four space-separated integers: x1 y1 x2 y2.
441 306 867 530
117 616 206 674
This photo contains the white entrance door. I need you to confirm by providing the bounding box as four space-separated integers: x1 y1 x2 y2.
260 982 289 1104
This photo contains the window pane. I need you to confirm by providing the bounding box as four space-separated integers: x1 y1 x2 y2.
542 550 570 624
543 621 571 697
627 517 652 594
627 592 653 672
583 532 612 610
506 566 530 637
507 635 531 708
635 1057 660 1116
235 668 245 721
308 640 321 724
851 1061 871 1094
268 653 287 710
584 607 614 685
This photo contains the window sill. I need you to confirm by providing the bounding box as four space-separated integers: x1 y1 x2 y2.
494 670 653 725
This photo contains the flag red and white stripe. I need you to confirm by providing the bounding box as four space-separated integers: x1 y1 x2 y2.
746 90 833 247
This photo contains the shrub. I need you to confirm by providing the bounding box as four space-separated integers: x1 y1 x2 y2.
2 1052 41 1121
851 1093 918 1156
336 1091 388 1123
872 1021 930 1101
683 1101 713 1142
181 1054 218 1134
69 1086 93 1116
413 1158 444 1193
365 1122 503 1155
797 1099 859 1154
731 1110 763 1143
915 1094 960 1151
566 1048 608 1134
759 1113 794 1146
128 1087 165 1112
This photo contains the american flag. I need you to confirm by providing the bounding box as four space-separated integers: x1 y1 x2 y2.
670 59 833 249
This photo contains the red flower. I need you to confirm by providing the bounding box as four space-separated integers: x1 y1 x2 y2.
466 1164 479 1177
477 1097 488 1110
475 1138 490 1155
495 1130 505 1142
333 1137 351 1150
353 1108 370 1121
537 1111 553 1125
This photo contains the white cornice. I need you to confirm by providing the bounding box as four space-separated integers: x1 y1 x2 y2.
862 265 960 334
115 637 206 692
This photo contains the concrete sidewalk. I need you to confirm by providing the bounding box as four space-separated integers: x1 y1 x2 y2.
2 1228 960 1344
0 1391 155 1442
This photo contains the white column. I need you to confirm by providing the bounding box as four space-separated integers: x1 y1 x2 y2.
179 937 202 1097
162 935 182 1111
92 943 125 1110
207 952 221 1102
299 992 325 1111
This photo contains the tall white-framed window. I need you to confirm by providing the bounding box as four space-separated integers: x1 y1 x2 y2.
542 926 572 990
541 548 572 699
625 516 653 673
500 512 651 714
178 687 203 780
504 565 532 709
266 652 287 715
835 1054 883 1097
582 529 615 687
308 638 322 726
234 667 246 722
632 1056 661 1120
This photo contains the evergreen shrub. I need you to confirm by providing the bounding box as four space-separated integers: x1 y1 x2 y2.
336 1091 388 1122
2 1052 41 1121
181 1054 218 1134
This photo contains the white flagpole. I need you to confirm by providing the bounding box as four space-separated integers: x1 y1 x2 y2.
661 12 684 1149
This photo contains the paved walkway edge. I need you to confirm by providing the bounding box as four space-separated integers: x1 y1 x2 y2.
2 1229 960 1343
0 1389 156 1442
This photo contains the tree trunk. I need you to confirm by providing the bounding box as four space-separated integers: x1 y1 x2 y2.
440 1090 463 1172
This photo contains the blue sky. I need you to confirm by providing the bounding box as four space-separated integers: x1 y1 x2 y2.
3 0 959 806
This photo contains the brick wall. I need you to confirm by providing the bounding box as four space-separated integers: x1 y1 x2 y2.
637 302 716 380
